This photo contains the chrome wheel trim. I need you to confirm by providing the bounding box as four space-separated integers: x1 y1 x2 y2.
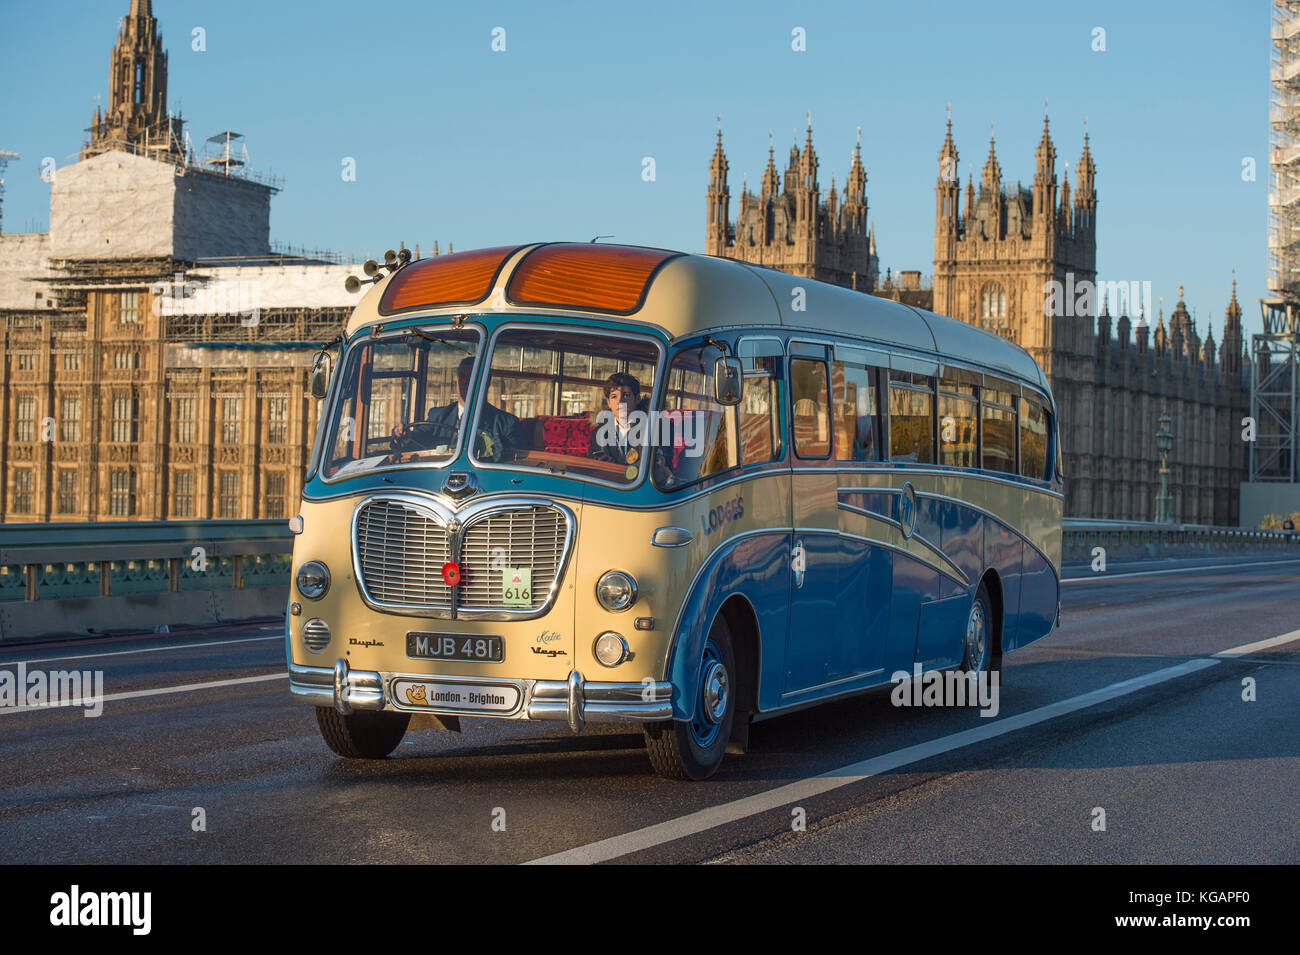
965 598 988 672
690 640 729 748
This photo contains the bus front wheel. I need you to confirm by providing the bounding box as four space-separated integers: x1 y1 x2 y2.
315 706 410 759
644 615 736 781
961 581 1002 676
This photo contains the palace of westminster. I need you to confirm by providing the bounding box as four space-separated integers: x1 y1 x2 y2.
0 1 1251 525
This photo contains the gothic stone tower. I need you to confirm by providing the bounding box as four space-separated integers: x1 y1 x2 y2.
705 120 879 292
933 113 1097 376
83 0 185 161
933 113 1104 515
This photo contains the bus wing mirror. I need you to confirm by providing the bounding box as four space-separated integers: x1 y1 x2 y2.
713 356 743 406
310 352 332 399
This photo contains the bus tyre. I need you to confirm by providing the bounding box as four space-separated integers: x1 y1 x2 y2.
961 582 1002 676
643 615 735 781
315 706 410 759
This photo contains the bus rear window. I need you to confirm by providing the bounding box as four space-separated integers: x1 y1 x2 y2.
1019 393 1050 480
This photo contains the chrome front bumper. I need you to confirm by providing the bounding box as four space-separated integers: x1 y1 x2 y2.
288 659 674 733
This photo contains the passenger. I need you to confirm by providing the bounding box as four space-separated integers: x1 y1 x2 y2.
588 372 645 466
393 356 521 461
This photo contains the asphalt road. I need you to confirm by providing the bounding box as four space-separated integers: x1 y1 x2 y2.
2 556 1297 865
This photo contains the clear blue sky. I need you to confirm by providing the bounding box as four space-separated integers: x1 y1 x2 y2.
0 0 1271 337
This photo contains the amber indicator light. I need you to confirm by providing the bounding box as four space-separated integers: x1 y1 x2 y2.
379 245 523 315
505 243 680 315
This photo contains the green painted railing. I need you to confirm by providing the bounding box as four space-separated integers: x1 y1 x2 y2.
0 520 293 604
1062 519 1300 562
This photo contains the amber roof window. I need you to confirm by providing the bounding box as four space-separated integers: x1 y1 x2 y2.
378 245 524 315
505 243 680 315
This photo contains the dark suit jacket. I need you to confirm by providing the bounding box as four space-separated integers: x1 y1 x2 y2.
587 413 637 466
426 401 521 462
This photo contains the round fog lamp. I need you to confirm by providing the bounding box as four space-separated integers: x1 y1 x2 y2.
594 632 630 668
296 560 330 600
596 570 637 612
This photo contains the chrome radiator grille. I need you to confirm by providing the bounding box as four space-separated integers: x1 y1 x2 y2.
457 507 566 610
354 497 569 615
356 499 452 606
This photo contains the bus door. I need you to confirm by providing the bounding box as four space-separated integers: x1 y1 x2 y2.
783 342 843 694
830 346 892 680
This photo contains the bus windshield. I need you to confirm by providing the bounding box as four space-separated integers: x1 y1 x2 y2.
474 327 660 485
321 329 481 480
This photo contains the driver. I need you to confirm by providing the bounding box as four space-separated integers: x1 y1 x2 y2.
392 356 521 461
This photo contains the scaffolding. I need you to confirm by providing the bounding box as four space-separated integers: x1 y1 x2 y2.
1269 2 1300 297
0 149 18 234
1258 3 1300 484
1252 300 1300 481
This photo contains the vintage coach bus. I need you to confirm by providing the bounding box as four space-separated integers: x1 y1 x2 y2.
286 242 1062 780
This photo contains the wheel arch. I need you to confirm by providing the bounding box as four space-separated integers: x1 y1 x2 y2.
979 567 1005 659
663 532 789 721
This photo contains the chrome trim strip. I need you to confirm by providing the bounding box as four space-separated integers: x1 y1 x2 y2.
349 491 576 620
837 484 1061 583
304 460 1061 511
912 489 1060 583
780 667 886 699
792 527 970 587
837 500 970 586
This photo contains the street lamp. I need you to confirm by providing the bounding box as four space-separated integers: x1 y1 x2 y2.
1154 408 1173 524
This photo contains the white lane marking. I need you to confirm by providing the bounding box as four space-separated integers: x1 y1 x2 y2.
525 658 1220 865
0 672 286 715
2 635 280 667
1062 557 1300 584
1213 630 1300 658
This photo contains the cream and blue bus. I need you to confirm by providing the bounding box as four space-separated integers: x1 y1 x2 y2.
286 242 1062 780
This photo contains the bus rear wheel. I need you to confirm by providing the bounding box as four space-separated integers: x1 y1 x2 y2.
315 706 410 759
644 615 735 781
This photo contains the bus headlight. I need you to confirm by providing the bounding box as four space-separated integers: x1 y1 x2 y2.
596 570 637 612
296 561 330 600
594 632 630 667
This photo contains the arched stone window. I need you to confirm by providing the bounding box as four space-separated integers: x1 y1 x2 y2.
980 282 1007 328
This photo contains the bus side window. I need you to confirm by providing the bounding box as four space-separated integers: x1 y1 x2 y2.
656 344 739 487
888 370 934 464
737 337 783 465
790 358 831 458
1019 392 1049 480
981 377 1018 473
833 359 880 462
938 367 979 468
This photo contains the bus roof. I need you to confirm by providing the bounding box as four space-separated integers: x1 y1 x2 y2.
347 242 1050 392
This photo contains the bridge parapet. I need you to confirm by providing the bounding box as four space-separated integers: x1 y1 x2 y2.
1063 520 1300 563
0 520 292 643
